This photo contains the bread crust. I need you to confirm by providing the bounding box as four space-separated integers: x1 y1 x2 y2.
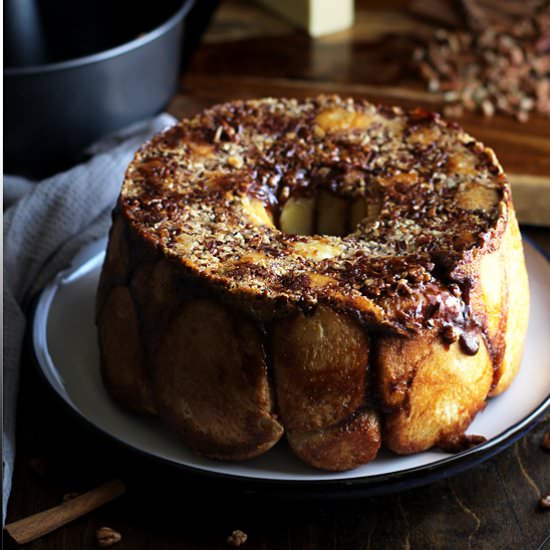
485 211 529 395
99 286 156 415
287 410 381 471
271 306 370 432
96 96 529 470
153 299 283 460
378 332 493 453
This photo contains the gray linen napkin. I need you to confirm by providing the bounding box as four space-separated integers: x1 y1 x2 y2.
3 113 176 523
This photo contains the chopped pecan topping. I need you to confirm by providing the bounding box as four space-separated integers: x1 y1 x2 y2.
121 96 508 338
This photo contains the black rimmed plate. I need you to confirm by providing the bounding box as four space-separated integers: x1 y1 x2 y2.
31 237 550 498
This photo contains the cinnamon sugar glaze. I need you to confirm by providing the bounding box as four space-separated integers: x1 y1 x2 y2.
120 96 507 354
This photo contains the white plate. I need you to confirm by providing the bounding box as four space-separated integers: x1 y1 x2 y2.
32 238 550 492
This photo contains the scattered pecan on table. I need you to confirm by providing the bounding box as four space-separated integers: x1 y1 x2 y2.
412 0 550 121
96 526 122 548
227 529 248 547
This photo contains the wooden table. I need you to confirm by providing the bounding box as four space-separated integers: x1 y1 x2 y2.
5 1 550 548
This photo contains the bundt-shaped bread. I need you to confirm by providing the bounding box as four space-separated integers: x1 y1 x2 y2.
96 96 529 471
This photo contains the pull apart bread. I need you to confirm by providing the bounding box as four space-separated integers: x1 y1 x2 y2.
96 96 529 471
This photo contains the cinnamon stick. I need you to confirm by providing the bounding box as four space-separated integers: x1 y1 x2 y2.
4 479 126 545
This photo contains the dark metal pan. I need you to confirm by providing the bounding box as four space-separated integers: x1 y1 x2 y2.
4 0 195 177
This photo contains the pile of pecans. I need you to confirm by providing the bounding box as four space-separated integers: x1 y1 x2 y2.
413 0 550 121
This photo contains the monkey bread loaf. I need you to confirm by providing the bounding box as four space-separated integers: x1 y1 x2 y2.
96 96 529 471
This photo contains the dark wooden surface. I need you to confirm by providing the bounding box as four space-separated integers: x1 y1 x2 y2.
5 1 550 548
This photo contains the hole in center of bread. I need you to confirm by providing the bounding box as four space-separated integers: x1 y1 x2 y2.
277 188 380 237
243 163 383 238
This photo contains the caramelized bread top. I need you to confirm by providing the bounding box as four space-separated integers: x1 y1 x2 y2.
119 96 509 340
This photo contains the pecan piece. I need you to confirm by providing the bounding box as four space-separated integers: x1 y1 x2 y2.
96 527 122 548
227 529 248 547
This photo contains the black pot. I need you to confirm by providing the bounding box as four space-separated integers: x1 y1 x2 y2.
4 0 195 177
